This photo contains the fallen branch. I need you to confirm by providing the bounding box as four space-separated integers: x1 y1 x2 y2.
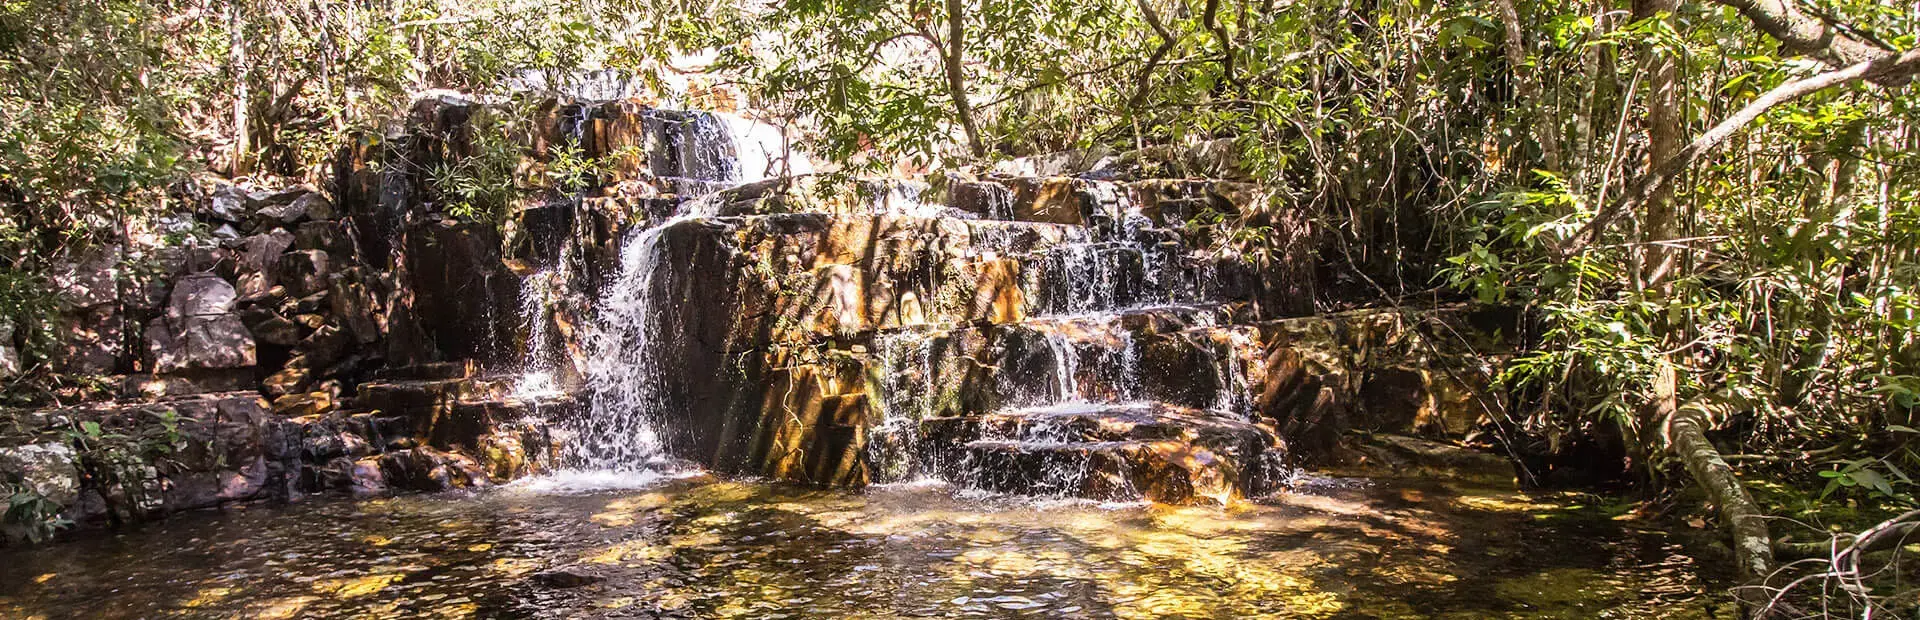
1666 399 1775 612
1757 509 1920 618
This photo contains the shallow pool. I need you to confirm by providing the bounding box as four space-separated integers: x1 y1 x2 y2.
0 475 1735 618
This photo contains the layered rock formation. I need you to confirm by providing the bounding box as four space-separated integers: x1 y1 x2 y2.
2 94 1513 542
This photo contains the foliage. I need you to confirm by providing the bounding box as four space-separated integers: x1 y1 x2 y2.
2 485 70 543
66 410 187 524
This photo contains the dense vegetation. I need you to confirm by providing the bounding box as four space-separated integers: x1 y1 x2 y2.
3 0 1916 614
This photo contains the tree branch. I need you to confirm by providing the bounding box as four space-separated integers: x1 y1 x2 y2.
1202 0 1242 90
1559 48 1920 257
1706 0 1908 86
1125 0 1177 110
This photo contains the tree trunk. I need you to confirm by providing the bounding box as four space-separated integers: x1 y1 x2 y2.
1636 0 1683 290
1494 0 1559 172
229 1 251 177
941 0 984 158
1631 0 1684 471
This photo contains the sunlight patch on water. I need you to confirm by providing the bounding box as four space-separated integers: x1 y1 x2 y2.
950 486 1149 511
505 467 702 494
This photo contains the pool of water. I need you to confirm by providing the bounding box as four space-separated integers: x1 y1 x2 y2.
0 474 1734 618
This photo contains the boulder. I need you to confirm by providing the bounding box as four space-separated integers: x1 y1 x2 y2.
919 402 1274 504
274 250 330 296
377 447 489 492
49 245 121 309
293 220 352 256
262 362 312 397
0 443 81 507
145 314 256 372
238 229 296 276
948 181 1015 220
327 277 381 344
347 457 387 497
271 392 334 418
166 274 238 322
206 185 250 222
240 308 303 347
49 305 126 374
120 369 254 398
0 318 20 379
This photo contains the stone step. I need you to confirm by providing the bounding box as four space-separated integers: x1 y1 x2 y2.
941 439 1241 505
873 311 1267 418
917 401 1276 504
921 402 1267 450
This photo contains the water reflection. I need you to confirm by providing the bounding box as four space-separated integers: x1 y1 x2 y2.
0 477 1733 619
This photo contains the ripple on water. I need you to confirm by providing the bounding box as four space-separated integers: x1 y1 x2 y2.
0 477 1735 619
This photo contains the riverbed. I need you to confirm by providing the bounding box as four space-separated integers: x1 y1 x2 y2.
0 475 1733 618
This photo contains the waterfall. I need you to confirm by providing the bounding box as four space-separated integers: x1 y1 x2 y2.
513 261 564 398
516 218 696 492
571 221 678 470
515 107 760 492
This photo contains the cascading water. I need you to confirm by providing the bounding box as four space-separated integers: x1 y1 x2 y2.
517 108 762 491
519 218 696 492
869 330 944 482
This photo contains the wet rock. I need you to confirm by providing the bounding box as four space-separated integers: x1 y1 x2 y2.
165 457 268 511
475 418 558 481
347 457 387 497
377 447 489 492
738 356 872 487
400 220 516 363
921 402 1273 504
271 392 334 418
1351 434 1512 482
948 181 1015 220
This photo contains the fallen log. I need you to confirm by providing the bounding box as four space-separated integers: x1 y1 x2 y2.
1665 399 1776 613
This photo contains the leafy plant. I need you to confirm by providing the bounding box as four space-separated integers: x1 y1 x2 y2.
2 485 71 543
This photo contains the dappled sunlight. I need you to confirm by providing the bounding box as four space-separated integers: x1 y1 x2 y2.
0 478 1728 618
